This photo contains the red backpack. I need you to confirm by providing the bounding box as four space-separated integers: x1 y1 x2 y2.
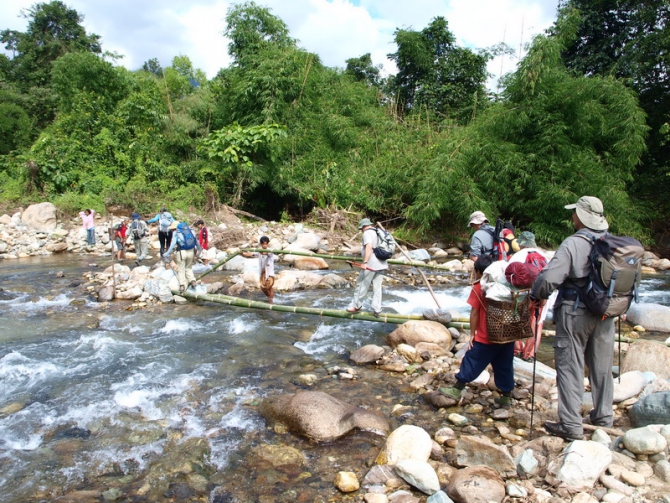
525 251 547 270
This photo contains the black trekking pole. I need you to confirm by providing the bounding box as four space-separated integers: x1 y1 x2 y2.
618 316 622 384
529 306 542 438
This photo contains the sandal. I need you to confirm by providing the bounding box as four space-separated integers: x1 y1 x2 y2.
346 307 361 313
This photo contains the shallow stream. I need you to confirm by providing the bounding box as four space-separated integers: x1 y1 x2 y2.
1 256 669 502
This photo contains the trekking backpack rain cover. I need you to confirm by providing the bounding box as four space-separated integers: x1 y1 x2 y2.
373 228 396 261
159 212 173 232
177 222 197 251
581 233 644 318
131 220 145 240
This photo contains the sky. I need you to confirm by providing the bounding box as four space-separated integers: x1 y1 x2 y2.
1 0 559 89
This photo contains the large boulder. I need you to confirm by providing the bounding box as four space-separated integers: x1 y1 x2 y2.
626 303 670 333
553 441 612 489
350 344 385 365
455 436 516 477
629 392 670 428
21 202 58 231
387 321 452 349
143 279 174 303
446 466 505 503
613 371 647 403
258 391 389 442
292 256 328 270
46 242 69 253
623 426 668 455
621 339 670 379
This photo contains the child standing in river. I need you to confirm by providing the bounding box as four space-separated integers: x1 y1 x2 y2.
242 236 275 303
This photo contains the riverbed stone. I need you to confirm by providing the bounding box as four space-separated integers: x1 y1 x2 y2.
350 344 385 364
21 202 57 230
362 465 403 489
116 285 143 300
387 320 452 349
424 391 458 409
46 242 69 253
629 391 670 427
376 424 433 465
455 436 516 477
334 471 359 492
627 303 670 333
97 286 115 301
555 440 612 489
396 343 421 363
515 449 539 478
258 390 389 442
623 426 668 455
427 491 454 503
364 494 388 503
654 459 670 482
621 340 670 378
395 459 440 495
319 273 349 288
292 256 328 270
414 342 450 358
613 371 647 402
446 466 505 503
387 490 421 503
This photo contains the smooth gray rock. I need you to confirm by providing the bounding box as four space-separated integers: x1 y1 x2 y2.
613 371 647 403
21 202 57 231
350 344 385 364
515 448 539 478
623 426 668 455
427 492 453 503
654 459 670 482
394 459 440 495
556 441 612 489
97 286 115 302
627 303 670 333
621 340 670 379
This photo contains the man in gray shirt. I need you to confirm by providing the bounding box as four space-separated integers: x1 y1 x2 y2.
468 211 495 261
530 196 613 441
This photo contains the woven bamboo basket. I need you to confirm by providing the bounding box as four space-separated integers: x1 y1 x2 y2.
485 292 533 344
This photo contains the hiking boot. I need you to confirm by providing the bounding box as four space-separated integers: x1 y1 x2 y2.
190 280 196 288
582 416 612 428
439 387 462 400
544 421 582 441
494 395 511 408
373 311 381 318
179 285 186 293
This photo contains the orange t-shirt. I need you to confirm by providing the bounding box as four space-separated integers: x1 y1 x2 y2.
467 282 490 344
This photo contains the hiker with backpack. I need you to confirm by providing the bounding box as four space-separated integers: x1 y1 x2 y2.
529 196 643 441
467 211 497 262
112 219 128 261
346 218 391 317
439 255 514 408
147 207 174 258
509 231 551 360
194 219 210 266
164 221 202 293
130 212 150 265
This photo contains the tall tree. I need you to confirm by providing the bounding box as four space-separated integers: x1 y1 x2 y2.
387 17 489 123
1 1 101 89
345 53 381 87
557 0 670 214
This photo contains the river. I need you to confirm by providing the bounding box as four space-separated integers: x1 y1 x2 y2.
1 255 669 502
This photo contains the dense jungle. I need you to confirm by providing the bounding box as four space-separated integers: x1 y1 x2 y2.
1 0 669 248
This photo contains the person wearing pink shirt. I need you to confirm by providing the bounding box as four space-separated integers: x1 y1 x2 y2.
79 209 96 246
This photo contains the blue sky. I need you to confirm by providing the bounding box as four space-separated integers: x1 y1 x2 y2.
1 0 559 88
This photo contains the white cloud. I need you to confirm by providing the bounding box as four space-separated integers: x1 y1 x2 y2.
0 0 558 85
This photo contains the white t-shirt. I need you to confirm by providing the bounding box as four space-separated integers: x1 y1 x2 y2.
362 228 388 271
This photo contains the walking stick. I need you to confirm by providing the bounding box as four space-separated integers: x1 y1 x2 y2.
618 316 622 384
529 305 542 438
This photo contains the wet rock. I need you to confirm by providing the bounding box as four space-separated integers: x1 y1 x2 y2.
166 482 195 501
22 202 57 230
97 286 115 302
447 413 468 426
455 436 516 477
55 490 103 502
629 391 670 427
116 286 143 300
364 494 388 503
362 465 403 489
435 427 456 446
446 466 505 503
350 344 385 364
0 402 25 415
554 440 612 489
613 371 647 402
143 279 174 303
53 426 91 440
623 426 668 455
396 343 421 363
210 487 235 503
376 424 432 465
621 339 670 378
334 471 359 492
258 390 389 442
387 321 452 349
319 273 349 288
253 443 306 467
395 459 440 495
409 373 434 390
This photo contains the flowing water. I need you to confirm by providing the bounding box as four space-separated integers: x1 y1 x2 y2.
1 256 669 502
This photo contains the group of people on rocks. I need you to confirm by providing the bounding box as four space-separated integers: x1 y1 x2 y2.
349 197 617 445
452 197 617 443
78 207 211 293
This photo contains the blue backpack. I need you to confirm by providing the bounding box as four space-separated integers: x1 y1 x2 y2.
177 222 197 251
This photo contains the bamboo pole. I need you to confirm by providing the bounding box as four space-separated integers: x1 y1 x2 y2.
198 248 459 281
174 289 471 327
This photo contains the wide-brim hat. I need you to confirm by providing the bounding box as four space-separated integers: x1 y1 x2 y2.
358 218 373 229
517 231 536 248
468 211 488 227
169 221 179 230
564 196 608 231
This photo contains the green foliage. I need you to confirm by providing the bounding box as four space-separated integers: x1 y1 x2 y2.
1 1 101 89
406 30 649 244
0 102 31 154
345 53 381 86
224 1 295 64
387 17 490 123
52 191 105 216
